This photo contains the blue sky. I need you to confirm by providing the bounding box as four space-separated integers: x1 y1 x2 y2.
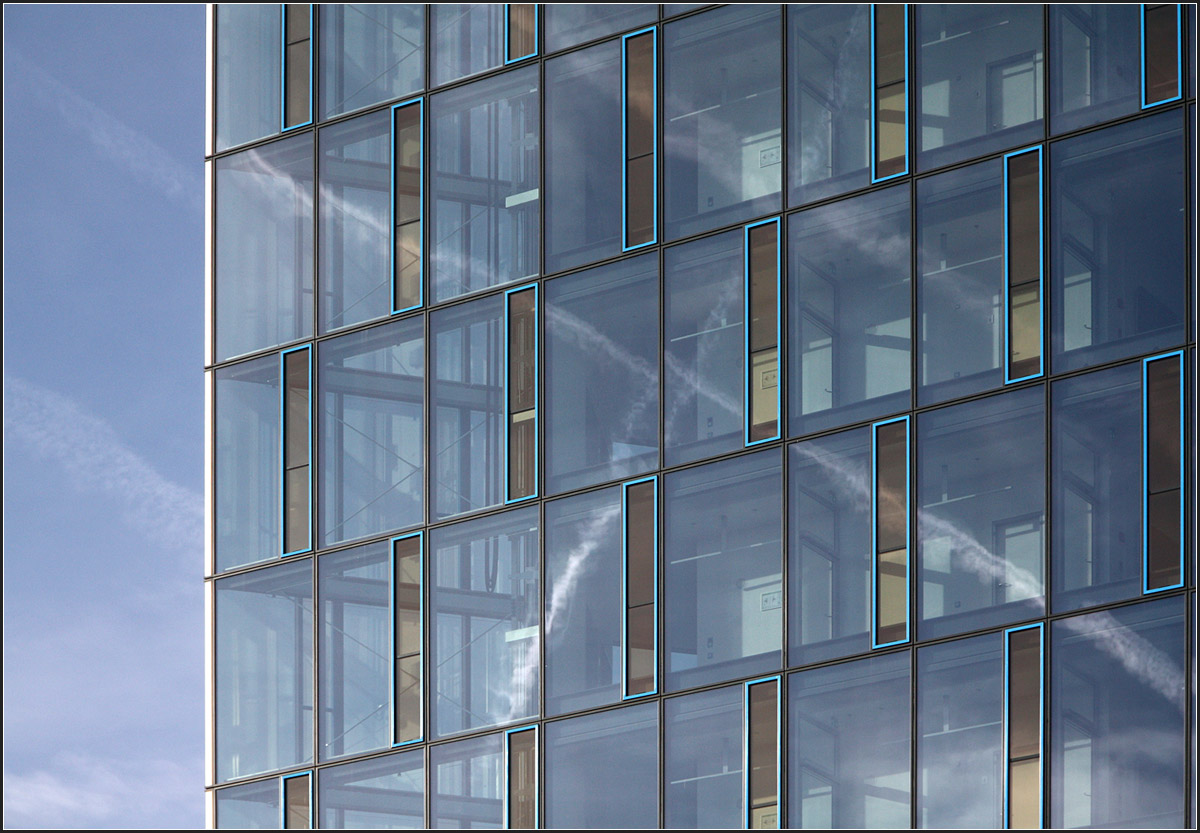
4 5 205 827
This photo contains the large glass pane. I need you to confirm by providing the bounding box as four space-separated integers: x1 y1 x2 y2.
918 387 1045 640
545 703 659 829
216 560 313 782
545 254 659 494
544 5 657 54
215 780 280 829
544 487 623 716
663 5 782 240
1050 596 1186 828
788 4 871 206
1051 111 1186 373
789 652 910 829
430 66 539 302
319 4 424 120
215 3 281 152
430 733 503 828
664 230 743 466
665 685 744 829
430 507 539 738
215 134 314 362
1049 5 1140 135
664 449 782 692
318 749 425 829
319 316 423 546
916 5 1044 170
917 632 1004 829
790 184 911 435
431 4 504 87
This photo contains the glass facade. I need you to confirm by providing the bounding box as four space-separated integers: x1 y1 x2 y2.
207 5 1196 828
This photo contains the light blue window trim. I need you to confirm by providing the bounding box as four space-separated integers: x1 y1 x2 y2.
391 531 424 748
280 4 314 132
870 3 909 183
742 675 782 830
504 4 540 64
744 217 782 447
505 283 539 504
280 771 313 829
391 97 424 315
1141 4 1183 108
1003 623 1044 830
1142 349 1185 593
281 344 312 558
622 475 659 701
1003 145 1045 385
503 725 540 829
622 26 658 252
871 415 910 649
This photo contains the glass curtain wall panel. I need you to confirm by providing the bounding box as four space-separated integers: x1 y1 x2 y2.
215 3 281 151
429 506 539 738
431 4 504 87
1050 110 1186 374
319 316 424 547
789 184 911 435
429 733 503 827
544 487 623 716
1050 595 1187 828
318 749 424 829
916 5 1044 170
663 4 782 241
215 559 314 782
664 685 744 829
544 5 657 54
215 780 280 829
917 386 1046 640
664 230 744 466
544 703 660 829
215 134 314 362
664 449 783 692
430 65 539 303
789 651 911 829
544 254 659 494
788 4 871 206
319 4 424 120
1049 5 1141 135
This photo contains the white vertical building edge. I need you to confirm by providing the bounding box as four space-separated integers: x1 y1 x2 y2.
204 577 215 799
205 4 214 158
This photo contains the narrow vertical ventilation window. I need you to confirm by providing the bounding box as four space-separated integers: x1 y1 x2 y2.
506 4 538 63
746 219 780 444
393 100 422 313
507 286 537 502
1005 147 1043 382
873 3 908 180
874 417 909 647
283 4 312 129
507 727 538 829
746 678 779 829
283 772 311 829
1005 625 1042 829
624 28 656 250
624 477 657 698
1144 352 1183 592
282 346 311 556
1143 4 1181 106
393 534 422 745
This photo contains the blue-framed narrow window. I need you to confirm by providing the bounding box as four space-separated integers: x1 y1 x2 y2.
506 285 538 503
1004 146 1044 384
1004 623 1043 830
623 476 657 699
282 771 313 829
623 27 657 251
392 99 423 314
505 5 539 64
744 676 781 830
872 416 909 648
871 3 908 182
282 345 312 557
505 726 539 829
1142 4 1183 107
282 4 313 131
1143 350 1184 592
392 533 423 746
745 218 781 445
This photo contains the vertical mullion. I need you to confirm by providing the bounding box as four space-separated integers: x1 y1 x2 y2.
1004 146 1045 384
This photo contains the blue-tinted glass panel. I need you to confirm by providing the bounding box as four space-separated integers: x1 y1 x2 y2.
664 4 706 18
215 134 314 362
430 66 539 302
216 560 313 782
431 4 504 87
917 632 1004 829
1052 363 1142 613
318 749 424 829
319 316 423 546
430 733 503 828
215 780 280 829
545 254 659 494
1051 111 1186 373
787 4 871 206
664 230 743 466
788 427 871 666
664 685 743 829
430 294 503 521
545 703 659 828
544 5 657 54
663 5 782 241
789 651 911 829
789 184 911 435
544 41 622 275
215 4 281 151
664 449 782 692
1049 5 1141 135
916 5 1044 170
917 158 1003 406
1050 596 1186 828
430 507 539 738
544 487 623 716
918 387 1045 640
319 4 424 120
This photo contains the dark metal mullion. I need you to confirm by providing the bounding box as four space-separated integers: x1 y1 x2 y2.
905 5 919 828
655 16 667 823
1041 8 1054 818
777 12 792 822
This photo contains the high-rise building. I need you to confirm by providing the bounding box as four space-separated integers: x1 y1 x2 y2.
204 4 1197 828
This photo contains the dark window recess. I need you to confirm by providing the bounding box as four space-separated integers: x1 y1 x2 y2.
625 31 655 247
283 349 310 554
284 4 311 128
508 288 537 500
394 536 421 745
747 680 779 829
625 479 656 696
747 222 779 442
1144 4 1180 104
874 3 907 178
508 4 537 61
1146 356 1182 590
1007 628 1041 829
283 774 310 829
508 730 537 828
394 103 421 311
875 420 907 645
1007 151 1041 380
